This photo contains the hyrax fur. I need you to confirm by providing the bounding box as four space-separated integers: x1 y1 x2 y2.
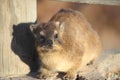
30 9 102 80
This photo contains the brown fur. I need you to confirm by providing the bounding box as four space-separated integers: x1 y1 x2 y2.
30 9 102 80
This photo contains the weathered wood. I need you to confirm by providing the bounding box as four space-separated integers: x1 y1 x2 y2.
0 0 37 77
57 0 120 5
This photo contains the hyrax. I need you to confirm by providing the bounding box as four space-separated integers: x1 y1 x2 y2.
30 9 102 80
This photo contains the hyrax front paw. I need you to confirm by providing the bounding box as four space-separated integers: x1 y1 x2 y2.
63 72 76 80
37 68 56 79
38 73 49 79
38 72 56 79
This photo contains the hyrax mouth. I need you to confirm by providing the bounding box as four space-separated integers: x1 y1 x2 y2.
40 45 58 53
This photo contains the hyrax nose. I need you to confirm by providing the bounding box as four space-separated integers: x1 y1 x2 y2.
47 40 53 47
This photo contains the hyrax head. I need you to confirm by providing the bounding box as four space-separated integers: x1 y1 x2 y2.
30 21 64 52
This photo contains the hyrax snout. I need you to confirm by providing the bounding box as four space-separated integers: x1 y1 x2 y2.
30 9 102 80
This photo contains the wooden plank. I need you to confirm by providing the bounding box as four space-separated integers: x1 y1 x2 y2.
0 0 37 78
57 0 120 5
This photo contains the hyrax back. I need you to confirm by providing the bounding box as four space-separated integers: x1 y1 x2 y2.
30 9 102 80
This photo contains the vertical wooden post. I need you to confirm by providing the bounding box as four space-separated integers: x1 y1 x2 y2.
0 0 37 77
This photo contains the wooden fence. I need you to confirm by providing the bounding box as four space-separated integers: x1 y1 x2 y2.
0 0 37 77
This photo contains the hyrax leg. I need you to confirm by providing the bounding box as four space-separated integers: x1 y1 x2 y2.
38 67 56 79
63 64 80 80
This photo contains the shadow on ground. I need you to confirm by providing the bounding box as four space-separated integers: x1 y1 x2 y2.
11 23 40 73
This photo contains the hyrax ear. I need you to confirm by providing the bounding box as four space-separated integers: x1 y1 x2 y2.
54 21 64 31
29 23 40 38
29 23 40 33
30 24 36 32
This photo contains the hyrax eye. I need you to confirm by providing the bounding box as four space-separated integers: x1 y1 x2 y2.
54 34 58 39
40 35 45 43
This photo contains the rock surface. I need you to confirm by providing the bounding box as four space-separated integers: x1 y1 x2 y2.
79 50 120 80
1 50 120 80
